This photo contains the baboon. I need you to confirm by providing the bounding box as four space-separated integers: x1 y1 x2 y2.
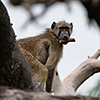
18 21 74 92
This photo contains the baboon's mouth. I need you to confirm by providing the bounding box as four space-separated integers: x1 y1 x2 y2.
59 38 75 45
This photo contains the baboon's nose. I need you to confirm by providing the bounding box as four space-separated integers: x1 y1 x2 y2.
63 36 68 40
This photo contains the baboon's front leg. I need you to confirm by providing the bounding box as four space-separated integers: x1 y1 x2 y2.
46 68 55 92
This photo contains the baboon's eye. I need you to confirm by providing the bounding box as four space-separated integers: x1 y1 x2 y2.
66 27 70 30
59 27 70 31
59 27 63 30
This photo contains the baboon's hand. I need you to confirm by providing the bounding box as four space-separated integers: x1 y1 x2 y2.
59 38 75 44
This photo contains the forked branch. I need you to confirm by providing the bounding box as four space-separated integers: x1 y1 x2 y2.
53 49 100 96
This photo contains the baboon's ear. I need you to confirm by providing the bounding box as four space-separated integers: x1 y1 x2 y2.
70 23 73 29
51 22 56 29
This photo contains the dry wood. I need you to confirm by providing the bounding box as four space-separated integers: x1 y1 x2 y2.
0 86 99 100
59 38 75 44
53 49 100 96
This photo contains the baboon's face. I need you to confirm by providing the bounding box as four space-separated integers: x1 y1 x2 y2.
51 21 73 44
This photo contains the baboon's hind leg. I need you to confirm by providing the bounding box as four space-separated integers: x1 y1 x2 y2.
20 48 48 88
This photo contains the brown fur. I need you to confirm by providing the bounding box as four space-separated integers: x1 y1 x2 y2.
17 21 73 92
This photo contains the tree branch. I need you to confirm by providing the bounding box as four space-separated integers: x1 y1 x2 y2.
0 86 99 100
53 49 100 96
90 49 100 59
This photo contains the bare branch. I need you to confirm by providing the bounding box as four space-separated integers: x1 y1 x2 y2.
53 49 100 96
90 49 100 59
53 70 69 96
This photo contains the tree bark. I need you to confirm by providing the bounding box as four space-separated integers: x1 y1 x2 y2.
0 86 99 100
0 0 43 92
